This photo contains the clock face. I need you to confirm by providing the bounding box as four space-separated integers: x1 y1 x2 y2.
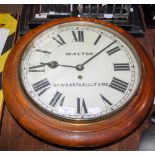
20 21 141 121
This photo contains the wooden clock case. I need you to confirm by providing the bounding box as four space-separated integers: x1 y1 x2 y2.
2 17 155 148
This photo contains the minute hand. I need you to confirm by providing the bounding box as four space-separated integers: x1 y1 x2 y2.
81 40 117 66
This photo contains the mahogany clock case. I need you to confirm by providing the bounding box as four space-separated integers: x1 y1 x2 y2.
2 17 155 147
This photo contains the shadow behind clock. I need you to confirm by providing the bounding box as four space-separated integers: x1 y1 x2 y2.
138 112 155 151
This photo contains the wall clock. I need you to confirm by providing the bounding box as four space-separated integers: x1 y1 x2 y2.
3 17 155 148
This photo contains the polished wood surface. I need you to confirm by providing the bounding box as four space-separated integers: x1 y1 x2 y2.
0 5 155 150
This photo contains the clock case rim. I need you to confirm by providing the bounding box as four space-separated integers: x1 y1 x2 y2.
3 17 155 148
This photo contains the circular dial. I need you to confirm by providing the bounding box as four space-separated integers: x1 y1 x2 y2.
20 21 141 121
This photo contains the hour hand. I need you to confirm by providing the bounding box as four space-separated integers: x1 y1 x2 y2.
41 61 59 69
40 61 76 69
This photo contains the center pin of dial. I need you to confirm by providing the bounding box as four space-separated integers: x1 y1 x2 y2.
76 64 84 71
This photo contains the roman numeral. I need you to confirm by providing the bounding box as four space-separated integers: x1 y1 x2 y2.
29 64 45 72
49 91 65 107
114 63 130 71
100 94 112 106
109 77 128 93
72 31 84 42
36 49 52 54
94 35 102 45
32 78 50 96
52 34 66 46
77 98 88 114
106 46 120 56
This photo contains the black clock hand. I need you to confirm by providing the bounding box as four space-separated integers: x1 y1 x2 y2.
59 64 76 68
40 61 76 69
81 40 117 66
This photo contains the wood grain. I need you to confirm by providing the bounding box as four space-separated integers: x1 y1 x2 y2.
1 17 155 148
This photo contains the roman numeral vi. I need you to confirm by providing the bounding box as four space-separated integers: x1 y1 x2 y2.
77 98 88 114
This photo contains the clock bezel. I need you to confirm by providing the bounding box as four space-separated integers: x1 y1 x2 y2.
3 17 155 147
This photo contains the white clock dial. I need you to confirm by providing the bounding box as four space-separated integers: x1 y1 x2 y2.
20 21 141 121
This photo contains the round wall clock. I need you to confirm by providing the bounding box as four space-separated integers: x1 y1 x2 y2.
3 17 155 147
